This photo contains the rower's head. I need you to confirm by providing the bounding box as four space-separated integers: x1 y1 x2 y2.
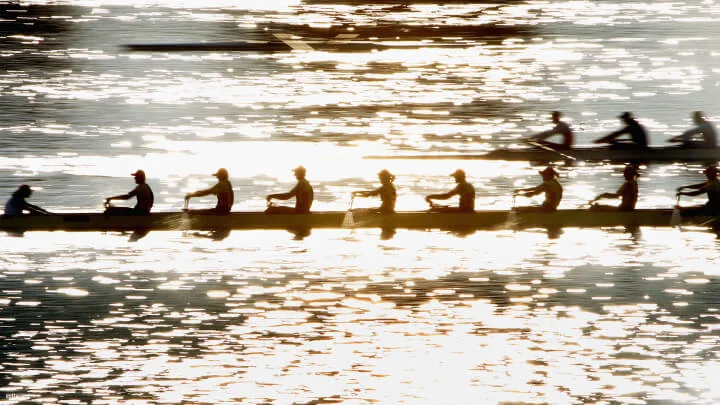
619 111 634 123
551 111 561 123
623 164 639 180
293 166 306 179
213 168 229 181
131 170 146 184
539 166 559 180
693 111 706 125
378 169 395 183
704 165 719 179
14 184 32 199
450 169 466 183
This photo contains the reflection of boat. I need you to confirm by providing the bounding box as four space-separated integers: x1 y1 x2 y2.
365 146 720 162
0 209 715 232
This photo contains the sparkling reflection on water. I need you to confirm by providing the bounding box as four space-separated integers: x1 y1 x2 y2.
1 229 719 404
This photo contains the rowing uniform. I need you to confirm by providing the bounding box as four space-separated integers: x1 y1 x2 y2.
290 178 314 213
374 183 397 214
703 178 720 212
540 179 563 211
617 180 638 211
4 196 42 216
208 179 234 214
129 183 154 214
454 181 476 212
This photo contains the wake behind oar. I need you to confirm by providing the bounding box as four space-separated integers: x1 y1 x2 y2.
342 196 355 228
670 194 682 227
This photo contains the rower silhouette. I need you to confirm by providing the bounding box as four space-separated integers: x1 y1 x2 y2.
594 112 649 149
266 166 314 214
185 168 234 214
3 185 51 216
104 170 154 215
527 111 574 150
676 165 720 216
425 169 475 212
668 111 717 149
513 166 563 212
589 164 639 211
352 169 397 214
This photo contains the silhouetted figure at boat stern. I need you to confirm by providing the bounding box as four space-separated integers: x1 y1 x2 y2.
425 169 475 212
3 185 51 216
104 170 154 215
594 112 649 150
352 169 397 214
527 111 574 150
668 111 717 149
513 166 563 212
185 168 234 214
676 165 720 216
266 166 314 214
589 164 639 211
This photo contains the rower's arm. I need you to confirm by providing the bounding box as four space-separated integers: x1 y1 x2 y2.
514 184 542 197
24 202 50 215
267 184 298 201
106 193 131 201
353 188 380 198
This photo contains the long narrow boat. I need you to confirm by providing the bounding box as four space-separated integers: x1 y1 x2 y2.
365 146 720 162
0 209 715 232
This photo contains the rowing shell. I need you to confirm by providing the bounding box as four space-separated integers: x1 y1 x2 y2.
0 209 715 232
365 146 720 162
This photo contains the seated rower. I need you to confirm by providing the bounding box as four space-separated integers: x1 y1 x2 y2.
667 111 717 149
513 166 563 212
4 184 51 216
589 164 639 211
594 112 649 149
676 165 720 216
352 169 397 214
527 111 574 150
185 168 234 215
425 169 475 212
104 170 154 215
266 166 314 214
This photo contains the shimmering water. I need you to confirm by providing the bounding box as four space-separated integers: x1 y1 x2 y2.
1 1 720 404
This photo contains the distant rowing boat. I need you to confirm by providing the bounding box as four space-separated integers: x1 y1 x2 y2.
0 209 716 232
365 146 720 162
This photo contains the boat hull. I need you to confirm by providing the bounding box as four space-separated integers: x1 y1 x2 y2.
0 209 711 232
365 147 720 162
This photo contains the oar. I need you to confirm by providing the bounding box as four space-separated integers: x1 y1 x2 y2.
505 195 518 227
180 197 191 231
527 140 577 161
671 194 682 227
342 195 355 228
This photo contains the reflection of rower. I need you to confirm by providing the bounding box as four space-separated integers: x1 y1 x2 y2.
594 112 649 149
668 111 717 148
589 164 639 211
266 166 314 214
513 166 563 212
676 165 720 216
425 169 475 212
527 111 574 150
352 169 397 214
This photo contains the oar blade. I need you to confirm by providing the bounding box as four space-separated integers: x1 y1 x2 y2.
670 207 682 227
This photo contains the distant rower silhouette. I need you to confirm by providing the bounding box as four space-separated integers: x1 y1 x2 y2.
3 185 51 216
105 170 154 215
266 166 314 214
352 169 397 214
425 169 475 212
527 111 574 150
185 168 234 214
668 111 717 148
513 166 563 212
594 112 649 149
